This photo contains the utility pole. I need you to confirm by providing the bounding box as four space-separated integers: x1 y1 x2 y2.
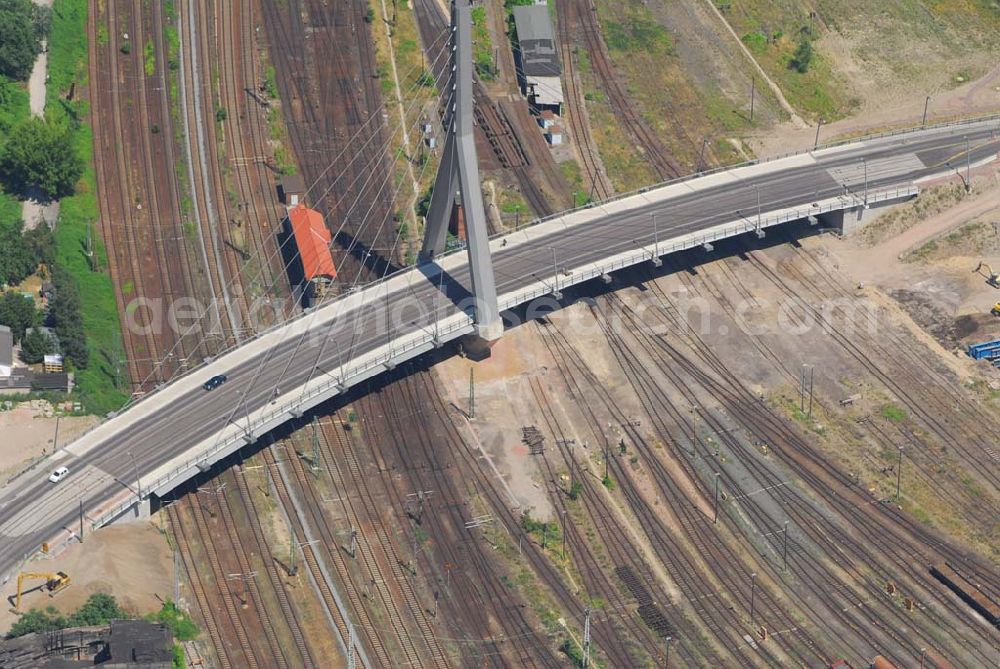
550 247 560 299
713 472 721 524
806 365 816 418
78 499 84 543
754 184 762 235
311 416 320 471
469 368 475 419
52 413 61 453
651 213 662 267
814 118 824 150
750 572 758 624
782 521 789 571
750 76 756 122
583 608 591 669
174 547 180 602
663 635 672 669
697 137 708 173
965 135 971 193
604 440 609 481
350 527 358 558
922 95 930 127
85 219 94 270
896 446 904 500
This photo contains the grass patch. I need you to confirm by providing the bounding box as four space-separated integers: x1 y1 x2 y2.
879 403 907 423
45 0 128 414
559 159 591 208
471 6 496 80
143 39 155 77
46 0 90 104
149 599 199 641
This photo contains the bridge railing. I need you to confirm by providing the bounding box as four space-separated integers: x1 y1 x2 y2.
19 115 991 497
89 314 475 528
103 113 998 419
499 184 918 309
471 112 1000 246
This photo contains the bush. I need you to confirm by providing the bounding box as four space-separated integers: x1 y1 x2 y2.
8 606 66 637
0 116 84 199
152 600 199 641
568 480 583 501
790 38 813 73
24 222 55 267
0 0 48 81
67 593 126 626
6 594 126 638
20 326 55 362
0 218 37 285
0 290 37 342
47 266 88 367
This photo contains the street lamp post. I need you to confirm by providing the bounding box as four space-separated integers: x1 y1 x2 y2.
862 158 868 207
128 450 142 502
922 96 930 127
750 572 758 624
814 119 824 150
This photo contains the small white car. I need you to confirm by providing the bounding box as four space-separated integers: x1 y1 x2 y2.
48 466 70 483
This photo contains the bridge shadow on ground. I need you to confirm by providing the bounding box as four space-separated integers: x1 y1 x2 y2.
150 219 829 508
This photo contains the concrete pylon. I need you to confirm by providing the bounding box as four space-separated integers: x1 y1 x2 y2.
419 0 502 341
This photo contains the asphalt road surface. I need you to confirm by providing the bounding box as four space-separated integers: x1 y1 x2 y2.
1 120 998 579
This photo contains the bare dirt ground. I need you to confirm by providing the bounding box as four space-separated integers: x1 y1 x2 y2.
432 198 1000 664
834 165 1000 352
0 522 173 634
753 54 1000 156
0 406 98 481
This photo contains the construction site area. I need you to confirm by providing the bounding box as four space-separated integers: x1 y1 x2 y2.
0 0 997 668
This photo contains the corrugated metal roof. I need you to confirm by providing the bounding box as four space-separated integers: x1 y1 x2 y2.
513 5 560 77
512 5 553 42
288 204 337 281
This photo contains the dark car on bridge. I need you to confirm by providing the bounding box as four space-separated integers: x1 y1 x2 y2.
203 374 228 391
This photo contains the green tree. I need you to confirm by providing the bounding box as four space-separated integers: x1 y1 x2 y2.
0 218 36 285
47 268 88 368
0 0 48 81
0 117 84 199
19 326 54 363
790 37 813 73
67 593 126 626
7 606 67 637
24 222 55 267
0 289 37 342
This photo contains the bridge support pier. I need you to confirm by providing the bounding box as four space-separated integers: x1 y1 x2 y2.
418 0 502 345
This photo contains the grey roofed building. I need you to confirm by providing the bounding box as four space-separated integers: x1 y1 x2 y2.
0 325 12 377
512 4 560 77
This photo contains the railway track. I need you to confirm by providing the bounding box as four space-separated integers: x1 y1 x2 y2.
534 321 810 665
602 262 999 664
553 4 612 200
285 422 433 668
363 375 567 668
167 504 236 669
230 466 318 668
525 375 695 667
262 446 363 667
557 0 683 181
211 476 290 668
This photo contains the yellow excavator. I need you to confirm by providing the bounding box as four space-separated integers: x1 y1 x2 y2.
974 261 1000 288
12 571 71 612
